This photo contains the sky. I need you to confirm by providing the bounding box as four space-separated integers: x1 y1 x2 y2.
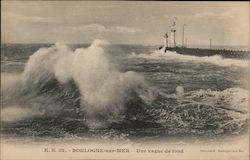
1 1 249 46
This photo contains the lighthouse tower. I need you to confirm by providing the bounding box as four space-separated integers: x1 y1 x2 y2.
163 32 168 47
169 18 177 47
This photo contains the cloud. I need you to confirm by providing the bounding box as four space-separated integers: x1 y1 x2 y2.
193 12 219 18
21 16 55 23
69 24 144 34
193 8 243 19
2 11 56 23
2 12 144 34
193 11 229 19
165 8 244 20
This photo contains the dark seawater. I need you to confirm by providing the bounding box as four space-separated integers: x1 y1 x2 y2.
1 41 249 143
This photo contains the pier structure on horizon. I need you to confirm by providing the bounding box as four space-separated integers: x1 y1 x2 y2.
160 18 250 59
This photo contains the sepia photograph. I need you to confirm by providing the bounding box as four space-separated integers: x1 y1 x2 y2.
1 1 249 159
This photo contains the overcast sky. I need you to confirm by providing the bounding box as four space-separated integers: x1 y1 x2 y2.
1 1 249 46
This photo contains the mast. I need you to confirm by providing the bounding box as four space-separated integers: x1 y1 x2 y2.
169 17 177 48
210 38 212 49
182 24 187 47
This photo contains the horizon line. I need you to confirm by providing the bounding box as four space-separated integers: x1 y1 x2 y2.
1 42 249 47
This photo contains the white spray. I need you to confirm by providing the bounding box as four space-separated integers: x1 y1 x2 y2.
21 40 149 128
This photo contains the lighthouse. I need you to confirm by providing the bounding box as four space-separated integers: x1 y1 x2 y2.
169 18 177 47
163 32 168 47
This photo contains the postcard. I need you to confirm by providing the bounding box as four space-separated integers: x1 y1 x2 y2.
1 1 249 159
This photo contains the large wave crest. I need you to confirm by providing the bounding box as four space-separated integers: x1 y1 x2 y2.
2 40 155 128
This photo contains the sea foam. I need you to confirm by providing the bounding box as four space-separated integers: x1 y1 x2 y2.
130 49 249 68
19 40 152 128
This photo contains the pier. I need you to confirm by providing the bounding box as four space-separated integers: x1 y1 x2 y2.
165 47 250 59
160 18 250 60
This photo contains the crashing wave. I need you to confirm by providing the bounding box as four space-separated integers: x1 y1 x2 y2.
129 49 249 68
1 40 248 136
1 40 156 128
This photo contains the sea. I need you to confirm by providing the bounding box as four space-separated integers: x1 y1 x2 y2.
1 40 249 144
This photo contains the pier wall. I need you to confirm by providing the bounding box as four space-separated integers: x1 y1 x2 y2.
166 47 250 59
